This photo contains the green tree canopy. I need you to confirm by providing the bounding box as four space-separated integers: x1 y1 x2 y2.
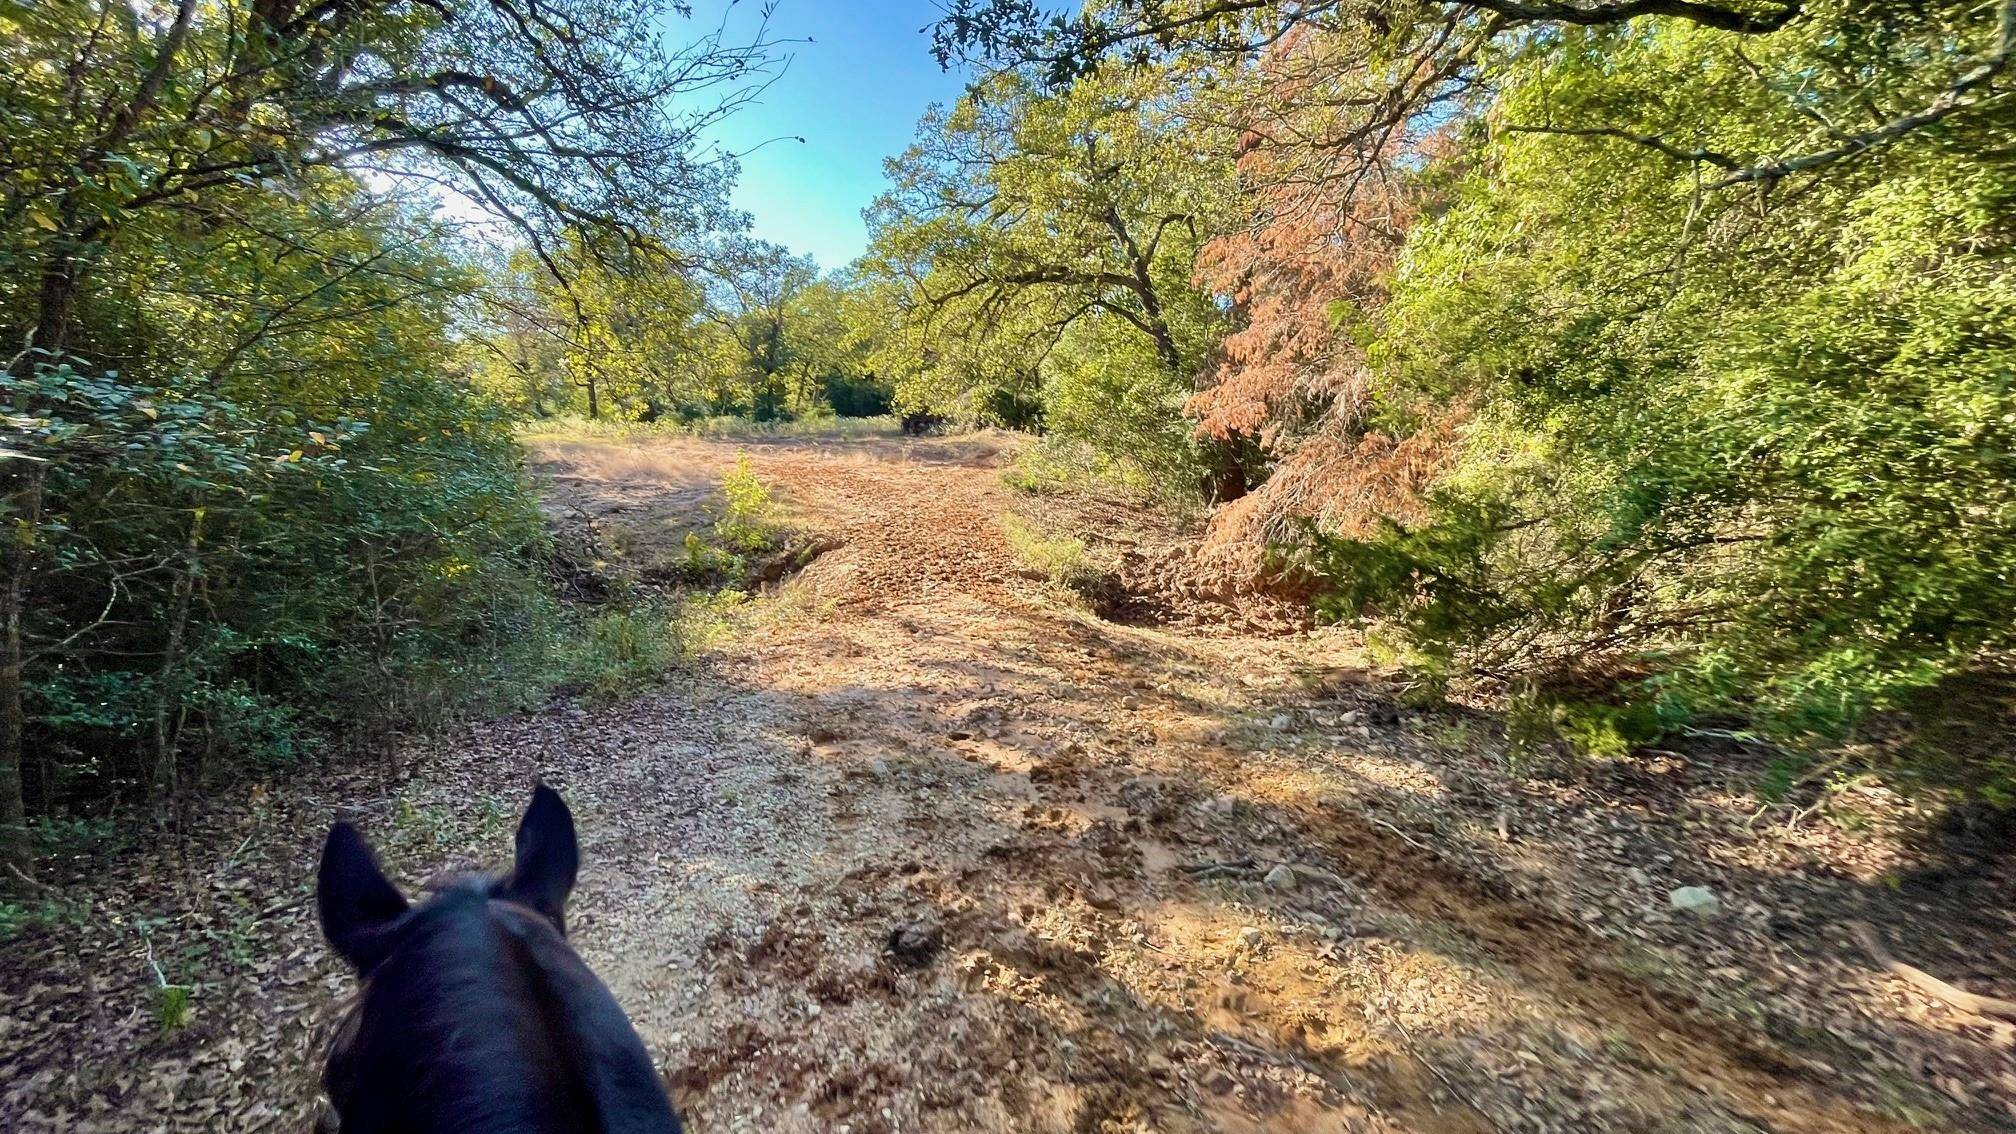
863 65 1239 493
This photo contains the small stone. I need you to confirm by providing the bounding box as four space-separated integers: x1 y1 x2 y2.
1267 713 1292 730
1238 926 1264 948
1264 864 1298 891
870 758 891 778
887 919 945 968
1669 885 1721 916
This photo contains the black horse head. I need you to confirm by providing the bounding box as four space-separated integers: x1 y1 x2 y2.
317 784 681 1134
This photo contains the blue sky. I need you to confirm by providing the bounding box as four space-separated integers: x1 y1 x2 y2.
679 1 970 273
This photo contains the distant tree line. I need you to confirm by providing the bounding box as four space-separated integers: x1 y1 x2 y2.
467 233 899 424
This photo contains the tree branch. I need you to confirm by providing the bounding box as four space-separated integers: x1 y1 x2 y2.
1709 0 2015 187
1499 123 1740 168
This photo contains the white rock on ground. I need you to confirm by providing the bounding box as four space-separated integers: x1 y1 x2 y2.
1669 885 1721 916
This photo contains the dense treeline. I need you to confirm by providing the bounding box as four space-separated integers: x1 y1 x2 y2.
0 0 779 877
908 0 2016 793
469 234 897 423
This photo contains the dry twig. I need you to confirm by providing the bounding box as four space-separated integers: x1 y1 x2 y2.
1849 920 2016 1021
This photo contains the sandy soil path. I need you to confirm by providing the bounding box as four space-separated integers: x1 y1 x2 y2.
3 432 2009 1133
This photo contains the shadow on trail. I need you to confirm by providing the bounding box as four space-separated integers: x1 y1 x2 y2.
664 603 1991 1133
1 591 2007 1133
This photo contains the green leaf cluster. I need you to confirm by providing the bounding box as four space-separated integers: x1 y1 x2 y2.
1297 3 2016 788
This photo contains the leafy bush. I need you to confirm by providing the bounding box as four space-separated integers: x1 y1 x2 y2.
1002 512 1112 600
0 897 87 942
1040 322 1210 501
979 384 1045 432
823 374 896 417
1292 7 2016 792
1001 436 1095 497
714 455 780 553
564 605 691 700
7 357 556 809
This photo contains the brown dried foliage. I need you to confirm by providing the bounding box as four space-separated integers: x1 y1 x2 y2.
1185 31 1462 587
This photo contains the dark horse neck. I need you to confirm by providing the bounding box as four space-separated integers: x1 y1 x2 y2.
324 886 681 1134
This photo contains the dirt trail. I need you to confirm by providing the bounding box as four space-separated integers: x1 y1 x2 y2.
3 431 2009 1133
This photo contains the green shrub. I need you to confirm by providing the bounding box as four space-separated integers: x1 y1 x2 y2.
0 898 86 942
565 605 689 700
1295 7 2016 793
713 454 779 553
822 374 896 417
8 356 555 816
152 984 192 1036
1041 322 1209 503
30 816 122 859
677 531 736 582
1002 436 1102 496
1002 512 1111 599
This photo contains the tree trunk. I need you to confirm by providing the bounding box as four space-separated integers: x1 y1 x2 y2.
0 465 43 885
523 345 545 417
149 573 194 802
150 507 202 805
30 217 85 361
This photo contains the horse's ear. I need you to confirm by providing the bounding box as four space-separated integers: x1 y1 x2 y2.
500 782 578 934
317 822 408 974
